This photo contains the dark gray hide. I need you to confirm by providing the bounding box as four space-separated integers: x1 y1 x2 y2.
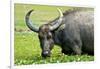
25 8 94 57
53 9 94 55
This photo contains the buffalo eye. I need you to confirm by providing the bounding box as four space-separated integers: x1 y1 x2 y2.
38 34 44 39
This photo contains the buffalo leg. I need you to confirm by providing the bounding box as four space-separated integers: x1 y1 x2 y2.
72 45 82 55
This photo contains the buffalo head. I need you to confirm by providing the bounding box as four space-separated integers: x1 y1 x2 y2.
25 9 63 58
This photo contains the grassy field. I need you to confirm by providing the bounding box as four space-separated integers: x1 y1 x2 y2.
14 3 94 65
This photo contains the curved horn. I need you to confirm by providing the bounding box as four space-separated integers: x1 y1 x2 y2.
25 9 39 32
50 8 63 31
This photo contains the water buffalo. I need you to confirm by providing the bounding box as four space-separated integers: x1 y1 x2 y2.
25 8 94 58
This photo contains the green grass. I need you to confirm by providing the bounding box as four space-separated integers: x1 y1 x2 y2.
14 3 94 65
14 32 94 65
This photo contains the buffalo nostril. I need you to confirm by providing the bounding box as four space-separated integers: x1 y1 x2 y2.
43 51 49 55
42 51 50 57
